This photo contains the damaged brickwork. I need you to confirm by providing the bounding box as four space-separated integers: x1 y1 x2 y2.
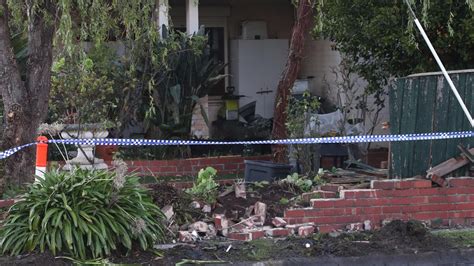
285 177 474 233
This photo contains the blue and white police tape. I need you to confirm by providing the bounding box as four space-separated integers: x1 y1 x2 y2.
0 131 472 160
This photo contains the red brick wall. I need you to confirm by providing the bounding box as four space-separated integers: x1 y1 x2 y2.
118 155 273 177
284 177 474 233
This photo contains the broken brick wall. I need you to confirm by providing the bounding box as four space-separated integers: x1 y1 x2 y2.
285 177 474 233
118 155 272 177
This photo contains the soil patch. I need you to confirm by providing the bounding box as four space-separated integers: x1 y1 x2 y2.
147 183 205 225
0 221 465 265
214 183 301 225
313 220 449 257
148 182 301 226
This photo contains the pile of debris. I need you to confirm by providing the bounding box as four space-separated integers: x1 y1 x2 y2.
427 146 474 186
152 181 319 242
177 200 316 242
319 160 388 189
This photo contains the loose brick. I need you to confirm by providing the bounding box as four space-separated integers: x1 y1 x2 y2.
363 220 372 230
346 223 363 231
249 230 265 240
254 202 267 223
272 217 288 227
298 225 315 237
214 214 229 235
227 232 252 241
178 231 195 242
430 175 448 187
265 228 292 237
317 225 338 233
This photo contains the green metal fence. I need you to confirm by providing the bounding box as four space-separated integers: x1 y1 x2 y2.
390 70 474 178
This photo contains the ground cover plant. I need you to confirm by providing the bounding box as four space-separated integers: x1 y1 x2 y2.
185 167 219 204
0 168 165 260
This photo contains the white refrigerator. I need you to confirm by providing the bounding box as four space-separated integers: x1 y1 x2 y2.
230 39 289 119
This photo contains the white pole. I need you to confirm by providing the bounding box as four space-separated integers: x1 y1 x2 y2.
413 18 474 128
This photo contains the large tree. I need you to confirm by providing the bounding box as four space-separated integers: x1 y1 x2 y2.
0 0 158 193
314 0 474 93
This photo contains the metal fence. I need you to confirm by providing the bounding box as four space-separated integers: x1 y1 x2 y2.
390 69 474 178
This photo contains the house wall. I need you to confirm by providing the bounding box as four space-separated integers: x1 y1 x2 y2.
300 36 390 148
172 1 389 147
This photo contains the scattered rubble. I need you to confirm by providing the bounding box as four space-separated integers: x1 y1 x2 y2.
272 217 287 227
152 154 474 245
235 182 246 199
254 202 267 224
190 201 201 209
427 147 474 186
202 204 212 213
162 205 174 221
189 221 208 234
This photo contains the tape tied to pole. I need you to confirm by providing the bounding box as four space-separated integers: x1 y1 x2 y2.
0 131 472 160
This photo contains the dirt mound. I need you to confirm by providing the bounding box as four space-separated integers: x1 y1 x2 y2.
148 183 180 207
373 220 429 243
147 183 204 225
215 183 300 225
314 220 451 257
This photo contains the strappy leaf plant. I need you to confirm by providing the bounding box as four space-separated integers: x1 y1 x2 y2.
0 168 165 259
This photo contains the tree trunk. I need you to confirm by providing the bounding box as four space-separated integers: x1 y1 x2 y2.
271 0 314 163
0 0 55 192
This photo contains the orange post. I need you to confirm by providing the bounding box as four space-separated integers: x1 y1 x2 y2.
35 136 48 179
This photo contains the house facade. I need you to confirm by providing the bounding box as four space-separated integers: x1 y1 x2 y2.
159 0 389 145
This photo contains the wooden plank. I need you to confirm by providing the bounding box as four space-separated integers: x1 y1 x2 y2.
390 78 405 178
412 76 434 176
427 148 474 179
400 78 419 178
431 76 450 166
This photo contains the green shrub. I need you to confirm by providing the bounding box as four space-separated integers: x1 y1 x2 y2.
185 167 219 204
0 168 165 259
280 173 313 192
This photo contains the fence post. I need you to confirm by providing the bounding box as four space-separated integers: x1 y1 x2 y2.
35 136 48 180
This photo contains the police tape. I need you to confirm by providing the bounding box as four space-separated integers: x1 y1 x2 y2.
0 131 472 160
